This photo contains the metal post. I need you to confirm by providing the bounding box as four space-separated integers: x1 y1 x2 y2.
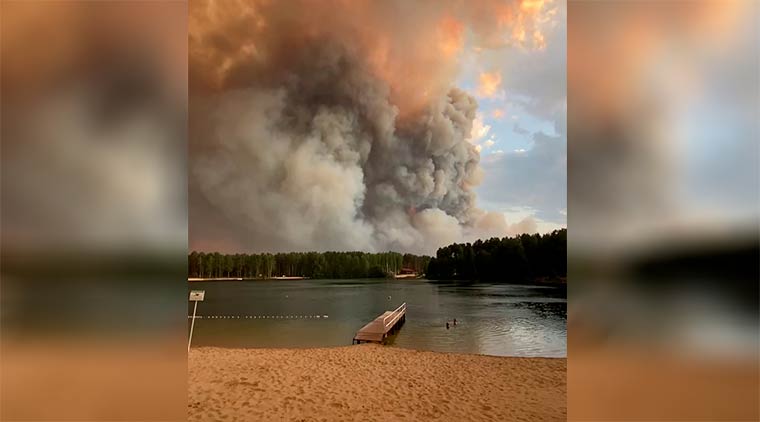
188 300 199 352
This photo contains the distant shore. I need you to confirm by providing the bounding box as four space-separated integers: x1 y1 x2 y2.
187 275 423 281
188 345 566 421
393 273 422 279
188 276 308 281
188 276 564 283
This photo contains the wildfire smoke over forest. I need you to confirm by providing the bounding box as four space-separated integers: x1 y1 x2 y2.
189 0 557 253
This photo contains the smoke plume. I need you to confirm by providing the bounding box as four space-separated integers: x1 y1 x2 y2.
189 0 552 254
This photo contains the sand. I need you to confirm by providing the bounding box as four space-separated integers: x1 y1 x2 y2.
189 345 566 421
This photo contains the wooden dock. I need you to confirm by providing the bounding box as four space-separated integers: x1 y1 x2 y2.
352 303 407 344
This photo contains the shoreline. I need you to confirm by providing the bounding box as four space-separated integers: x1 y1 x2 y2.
188 276 308 281
189 344 566 421
189 344 567 360
188 277 566 285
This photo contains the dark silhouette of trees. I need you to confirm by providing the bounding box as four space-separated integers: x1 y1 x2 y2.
426 229 567 282
188 251 426 279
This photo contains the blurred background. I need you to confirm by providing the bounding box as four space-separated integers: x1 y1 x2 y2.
568 0 758 420
1 1 188 420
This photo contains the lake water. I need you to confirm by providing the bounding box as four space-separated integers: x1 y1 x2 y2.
187 279 566 357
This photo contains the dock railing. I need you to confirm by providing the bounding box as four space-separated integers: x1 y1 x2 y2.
382 302 406 329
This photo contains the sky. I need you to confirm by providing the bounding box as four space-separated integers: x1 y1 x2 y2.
458 0 566 235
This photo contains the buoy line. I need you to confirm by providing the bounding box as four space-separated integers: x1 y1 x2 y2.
187 314 329 319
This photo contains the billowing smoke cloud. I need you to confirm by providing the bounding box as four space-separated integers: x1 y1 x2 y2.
189 0 553 254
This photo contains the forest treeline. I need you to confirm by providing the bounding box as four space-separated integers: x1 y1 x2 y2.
189 229 566 281
426 229 567 281
188 251 431 279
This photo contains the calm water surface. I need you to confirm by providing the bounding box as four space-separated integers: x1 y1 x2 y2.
188 279 566 357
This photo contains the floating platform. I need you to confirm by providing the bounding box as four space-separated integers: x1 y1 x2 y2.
352 303 406 344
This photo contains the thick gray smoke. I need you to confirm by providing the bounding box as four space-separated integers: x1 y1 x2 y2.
188 1 541 254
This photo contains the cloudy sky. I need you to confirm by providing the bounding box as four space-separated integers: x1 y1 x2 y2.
188 0 567 254
459 0 566 234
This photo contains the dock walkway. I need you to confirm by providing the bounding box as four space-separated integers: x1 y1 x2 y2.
352 303 406 344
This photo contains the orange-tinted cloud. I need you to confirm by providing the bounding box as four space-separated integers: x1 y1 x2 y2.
521 0 545 14
467 0 555 50
190 0 553 115
438 17 464 58
478 71 503 97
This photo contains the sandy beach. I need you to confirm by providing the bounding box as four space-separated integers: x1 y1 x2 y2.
189 345 566 421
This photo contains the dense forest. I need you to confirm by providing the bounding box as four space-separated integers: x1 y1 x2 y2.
188 251 431 279
426 229 567 282
189 229 566 281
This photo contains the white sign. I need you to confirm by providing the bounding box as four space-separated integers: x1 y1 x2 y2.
189 290 205 301
188 290 205 352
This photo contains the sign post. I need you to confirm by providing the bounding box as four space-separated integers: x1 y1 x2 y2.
188 290 205 352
